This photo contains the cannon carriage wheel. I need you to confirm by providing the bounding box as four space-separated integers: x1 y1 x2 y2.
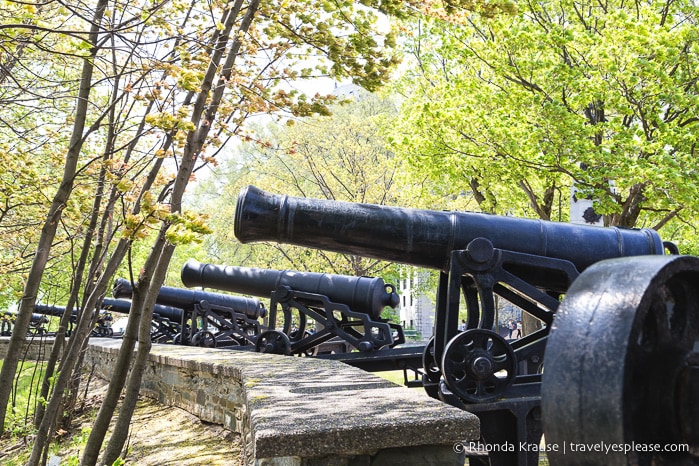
422 337 441 381
442 329 517 403
542 255 699 465
256 330 291 355
191 330 216 348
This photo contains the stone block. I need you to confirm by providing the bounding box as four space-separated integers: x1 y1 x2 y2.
85 339 478 466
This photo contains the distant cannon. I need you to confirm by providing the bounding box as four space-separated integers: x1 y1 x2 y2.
101 297 183 322
3 299 182 340
100 297 186 340
31 304 79 336
33 304 73 319
113 278 266 320
22 303 113 337
181 260 402 356
234 186 689 466
34 302 116 337
2 310 49 336
113 278 267 348
181 260 398 319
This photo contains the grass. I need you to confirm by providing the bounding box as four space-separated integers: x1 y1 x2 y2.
373 369 425 387
0 363 106 466
0 359 46 465
373 370 406 386
0 359 47 437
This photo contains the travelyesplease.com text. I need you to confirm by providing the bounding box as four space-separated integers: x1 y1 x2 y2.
453 441 689 455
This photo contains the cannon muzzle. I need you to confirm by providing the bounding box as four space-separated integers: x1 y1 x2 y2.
235 185 665 272
112 278 266 320
181 260 399 319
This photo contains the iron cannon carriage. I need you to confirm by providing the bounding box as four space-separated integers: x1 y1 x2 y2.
112 278 267 348
29 303 115 337
181 260 404 357
25 299 185 339
234 185 698 466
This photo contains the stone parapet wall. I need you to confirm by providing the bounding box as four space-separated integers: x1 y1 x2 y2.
85 339 480 466
85 340 246 431
0 335 56 361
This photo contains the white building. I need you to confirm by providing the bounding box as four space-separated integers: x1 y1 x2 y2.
397 268 434 340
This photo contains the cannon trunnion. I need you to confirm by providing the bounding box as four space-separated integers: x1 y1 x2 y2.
233 186 695 466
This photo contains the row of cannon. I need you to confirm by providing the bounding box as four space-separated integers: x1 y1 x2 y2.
3 299 118 338
5 262 409 366
8 185 697 465
113 263 406 359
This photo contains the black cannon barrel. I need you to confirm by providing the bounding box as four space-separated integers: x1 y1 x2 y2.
181 260 400 319
5 310 49 323
34 303 116 320
101 298 184 323
34 304 74 318
235 185 665 272
112 278 266 320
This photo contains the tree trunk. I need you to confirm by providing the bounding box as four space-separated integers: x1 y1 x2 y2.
95 1 260 462
78 123 172 463
0 5 44 85
27 239 124 465
79 148 170 464
100 239 174 465
78 246 144 466
0 0 108 436
50 32 132 432
34 136 114 428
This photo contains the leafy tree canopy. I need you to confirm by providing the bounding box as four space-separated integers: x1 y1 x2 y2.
189 90 406 283
390 0 699 251
0 0 416 307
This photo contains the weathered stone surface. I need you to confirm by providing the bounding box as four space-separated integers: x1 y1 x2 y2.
84 339 478 465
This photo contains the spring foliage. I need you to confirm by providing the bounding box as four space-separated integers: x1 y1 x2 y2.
390 0 699 250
